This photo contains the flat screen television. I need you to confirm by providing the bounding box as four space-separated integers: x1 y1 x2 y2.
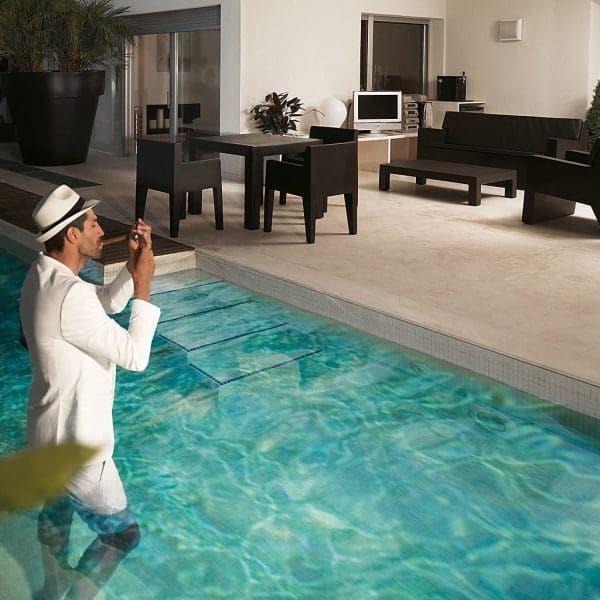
352 90 403 132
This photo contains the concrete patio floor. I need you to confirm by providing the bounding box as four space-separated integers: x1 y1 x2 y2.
1 143 599 417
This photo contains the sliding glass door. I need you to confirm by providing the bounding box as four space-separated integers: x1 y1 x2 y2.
124 28 220 154
90 6 221 156
176 29 220 137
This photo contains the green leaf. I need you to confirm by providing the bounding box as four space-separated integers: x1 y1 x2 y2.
0 444 97 512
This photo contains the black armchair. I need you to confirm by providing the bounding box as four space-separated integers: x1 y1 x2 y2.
280 126 359 205
563 146 595 164
522 138 600 226
263 141 358 244
135 138 223 238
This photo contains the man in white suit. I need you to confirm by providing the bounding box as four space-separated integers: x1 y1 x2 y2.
20 184 161 599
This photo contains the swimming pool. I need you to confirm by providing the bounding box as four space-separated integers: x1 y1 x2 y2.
1 247 599 599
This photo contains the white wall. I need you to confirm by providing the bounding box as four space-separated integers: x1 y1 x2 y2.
241 0 358 131
589 0 600 104
117 0 446 137
445 0 593 118
241 0 445 131
116 0 599 131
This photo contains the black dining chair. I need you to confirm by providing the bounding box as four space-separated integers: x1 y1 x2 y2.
263 141 358 243
135 138 223 238
280 126 359 206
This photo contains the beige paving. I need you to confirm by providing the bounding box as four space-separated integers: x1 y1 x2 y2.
1 143 599 389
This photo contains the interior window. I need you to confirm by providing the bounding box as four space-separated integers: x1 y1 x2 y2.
360 18 428 94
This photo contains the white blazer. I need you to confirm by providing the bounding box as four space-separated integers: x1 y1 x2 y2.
20 253 161 464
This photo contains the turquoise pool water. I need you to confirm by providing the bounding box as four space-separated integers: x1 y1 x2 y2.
0 247 599 599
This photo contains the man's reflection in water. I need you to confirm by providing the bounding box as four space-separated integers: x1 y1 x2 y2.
36 463 140 599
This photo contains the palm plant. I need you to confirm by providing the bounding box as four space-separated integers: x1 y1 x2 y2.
0 0 55 71
51 0 135 72
0 0 135 72
251 92 304 134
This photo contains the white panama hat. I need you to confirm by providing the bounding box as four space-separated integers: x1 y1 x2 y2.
33 184 100 243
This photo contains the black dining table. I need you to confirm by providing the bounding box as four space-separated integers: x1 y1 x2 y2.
189 133 322 230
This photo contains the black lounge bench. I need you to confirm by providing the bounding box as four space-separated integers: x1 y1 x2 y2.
379 159 517 206
417 112 586 189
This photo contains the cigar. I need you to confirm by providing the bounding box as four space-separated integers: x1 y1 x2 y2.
103 234 127 245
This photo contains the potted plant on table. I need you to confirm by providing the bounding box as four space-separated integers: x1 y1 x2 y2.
0 0 135 166
250 91 305 134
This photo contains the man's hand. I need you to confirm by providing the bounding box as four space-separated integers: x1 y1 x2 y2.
127 219 155 301
126 219 152 275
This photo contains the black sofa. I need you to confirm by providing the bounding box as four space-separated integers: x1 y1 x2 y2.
417 112 585 188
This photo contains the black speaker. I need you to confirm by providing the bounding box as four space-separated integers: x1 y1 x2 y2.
437 74 467 101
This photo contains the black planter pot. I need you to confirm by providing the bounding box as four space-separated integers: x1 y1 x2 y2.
0 71 105 166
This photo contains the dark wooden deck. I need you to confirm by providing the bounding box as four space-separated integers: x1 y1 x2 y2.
0 182 193 265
